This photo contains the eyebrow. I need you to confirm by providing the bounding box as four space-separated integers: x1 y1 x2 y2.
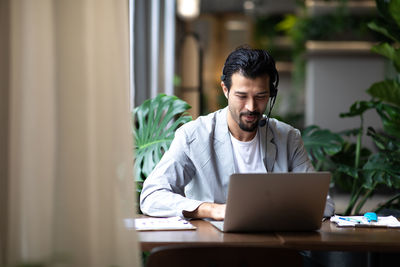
234 91 269 96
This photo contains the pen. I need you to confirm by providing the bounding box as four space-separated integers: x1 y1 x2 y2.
339 217 362 224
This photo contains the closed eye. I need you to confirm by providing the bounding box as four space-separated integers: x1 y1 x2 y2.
235 94 247 99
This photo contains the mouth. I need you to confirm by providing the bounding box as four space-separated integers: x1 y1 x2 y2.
243 115 257 122
241 112 260 123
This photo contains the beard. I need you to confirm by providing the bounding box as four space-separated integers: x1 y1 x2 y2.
238 111 261 132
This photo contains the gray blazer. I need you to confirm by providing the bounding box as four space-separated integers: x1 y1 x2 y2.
140 107 335 217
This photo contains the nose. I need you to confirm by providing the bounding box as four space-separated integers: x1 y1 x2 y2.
245 98 256 112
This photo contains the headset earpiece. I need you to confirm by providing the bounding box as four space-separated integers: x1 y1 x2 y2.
270 83 277 98
269 71 278 98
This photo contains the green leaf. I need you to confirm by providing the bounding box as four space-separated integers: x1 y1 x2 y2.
371 43 400 72
336 163 359 179
367 127 386 150
374 102 400 136
275 14 297 33
132 94 192 182
367 127 400 151
375 0 391 19
340 101 377 118
363 152 400 189
302 125 343 163
368 0 400 42
389 0 400 29
367 80 400 107
367 20 400 42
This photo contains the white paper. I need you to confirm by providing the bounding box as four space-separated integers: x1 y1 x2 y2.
330 215 400 228
126 217 197 231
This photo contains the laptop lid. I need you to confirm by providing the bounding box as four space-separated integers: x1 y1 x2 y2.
220 172 331 232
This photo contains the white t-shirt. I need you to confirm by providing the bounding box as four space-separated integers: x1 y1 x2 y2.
229 130 267 173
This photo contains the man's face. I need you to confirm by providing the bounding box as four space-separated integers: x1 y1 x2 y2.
222 73 270 139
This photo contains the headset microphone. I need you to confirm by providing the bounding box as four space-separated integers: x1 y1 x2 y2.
259 94 276 128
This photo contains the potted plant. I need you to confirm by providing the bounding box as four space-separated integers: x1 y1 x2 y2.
132 94 192 197
302 0 400 215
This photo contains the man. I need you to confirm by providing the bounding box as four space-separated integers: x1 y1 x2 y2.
140 47 335 220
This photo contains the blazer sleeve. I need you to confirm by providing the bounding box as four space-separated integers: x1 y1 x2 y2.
288 128 315 172
139 127 204 217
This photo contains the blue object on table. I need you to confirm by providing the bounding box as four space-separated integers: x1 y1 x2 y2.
338 217 362 223
364 212 378 222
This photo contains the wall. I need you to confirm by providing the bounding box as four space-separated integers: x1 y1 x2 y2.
305 42 386 150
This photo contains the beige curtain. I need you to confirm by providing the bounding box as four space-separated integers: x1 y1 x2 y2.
5 0 140 266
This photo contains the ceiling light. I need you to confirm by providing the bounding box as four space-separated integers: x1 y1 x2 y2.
243 0 255 11
177 0 201 20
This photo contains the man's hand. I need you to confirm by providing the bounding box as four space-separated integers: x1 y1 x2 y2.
183 202 226 221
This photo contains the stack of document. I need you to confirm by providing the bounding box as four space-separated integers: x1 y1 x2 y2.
330 215 400 228
125 216 197 231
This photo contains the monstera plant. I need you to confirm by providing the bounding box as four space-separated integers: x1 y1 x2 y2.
132 94 192 195
302 0 400 216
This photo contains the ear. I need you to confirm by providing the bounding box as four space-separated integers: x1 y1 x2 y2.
221 81 229 99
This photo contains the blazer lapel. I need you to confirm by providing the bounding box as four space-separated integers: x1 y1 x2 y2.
260 119 276 172
214 108 235 176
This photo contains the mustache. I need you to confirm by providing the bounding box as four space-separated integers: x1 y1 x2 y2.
240 111 261 117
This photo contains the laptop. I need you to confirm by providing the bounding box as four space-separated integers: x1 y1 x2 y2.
209 172 331 232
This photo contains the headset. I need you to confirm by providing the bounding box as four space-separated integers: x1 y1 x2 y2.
261 64 279 127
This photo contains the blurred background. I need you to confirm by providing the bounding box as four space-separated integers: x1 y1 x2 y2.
130 0 399 214
132 0 384 130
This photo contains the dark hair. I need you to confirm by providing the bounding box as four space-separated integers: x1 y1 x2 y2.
221 46 279 97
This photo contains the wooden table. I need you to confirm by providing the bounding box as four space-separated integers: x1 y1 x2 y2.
278 220 400 252
139 219 400 252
